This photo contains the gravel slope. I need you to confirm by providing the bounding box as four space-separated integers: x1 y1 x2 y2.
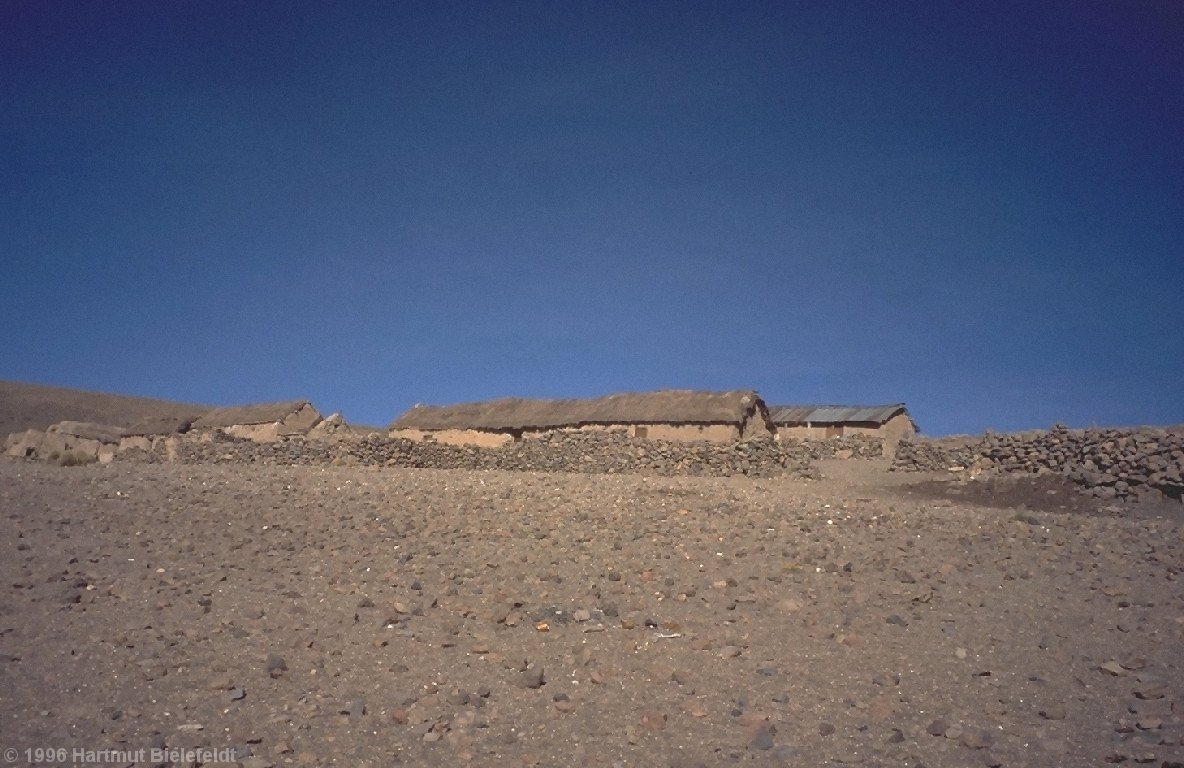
1 460 1181 767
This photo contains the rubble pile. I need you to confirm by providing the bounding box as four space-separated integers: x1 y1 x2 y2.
119 430 883 478
894 425 1184 502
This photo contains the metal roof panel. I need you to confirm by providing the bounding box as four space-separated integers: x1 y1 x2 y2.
767 404 907 425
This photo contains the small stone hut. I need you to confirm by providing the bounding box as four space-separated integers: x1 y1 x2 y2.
769 404 916 447
389 390 775 447
4 429 45 459
190 400 322 443
40 421 126 463
117 414 201 452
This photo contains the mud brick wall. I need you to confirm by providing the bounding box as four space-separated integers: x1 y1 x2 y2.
893 426 1184 502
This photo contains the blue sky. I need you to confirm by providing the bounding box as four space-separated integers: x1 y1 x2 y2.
2 1 1181 434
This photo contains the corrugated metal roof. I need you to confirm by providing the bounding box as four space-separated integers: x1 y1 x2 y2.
767 404 907 425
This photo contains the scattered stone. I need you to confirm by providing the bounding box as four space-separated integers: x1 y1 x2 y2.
960 727 993 749
266 654 287 679
640 710 667 732
239 758 273 768
1039 704 1066 720
747 721 776 751
1099 660 1126 676
519 665 545 689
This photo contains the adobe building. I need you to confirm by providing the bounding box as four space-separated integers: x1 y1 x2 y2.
117 414 201 453
40 421 127 463
190 400 322 443
389 390 775 447
4 429 45 459
769 404 917 448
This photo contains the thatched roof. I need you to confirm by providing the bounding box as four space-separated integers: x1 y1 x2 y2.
47 421 126 444
191 400 312 429
123 414 199 436
390 390 764 431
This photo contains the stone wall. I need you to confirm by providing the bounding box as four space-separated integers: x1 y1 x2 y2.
893 425 1184 502
115 430 884 478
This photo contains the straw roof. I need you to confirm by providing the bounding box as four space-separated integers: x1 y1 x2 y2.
47 421 126 444
123 414 201 436
390 390 763 431
192 400 313 429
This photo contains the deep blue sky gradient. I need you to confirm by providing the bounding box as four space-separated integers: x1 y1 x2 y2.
2 1 1181 433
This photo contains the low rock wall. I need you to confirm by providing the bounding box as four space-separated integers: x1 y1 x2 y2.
116 430 883 478
893 425 1184 502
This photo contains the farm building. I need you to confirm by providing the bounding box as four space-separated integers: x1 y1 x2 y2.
4 429 45 459
389 390 775 446
40 421 126 463
117 414 200 452
768 404 916 446
190 400 322 442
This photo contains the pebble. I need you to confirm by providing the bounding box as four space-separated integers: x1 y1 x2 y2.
239 758 274 768
266 654 288 679
1039 704 1066 720
747 721 775 751
640 710 667 732
960 727 993 749
519 665 545 689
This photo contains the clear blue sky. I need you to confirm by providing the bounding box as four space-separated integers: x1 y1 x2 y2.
2 1 1181 434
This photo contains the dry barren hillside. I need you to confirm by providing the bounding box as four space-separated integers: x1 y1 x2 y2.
0 458 1180 767
0 380 211 437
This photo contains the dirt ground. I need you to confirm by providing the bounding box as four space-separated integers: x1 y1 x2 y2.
1 458 1181 767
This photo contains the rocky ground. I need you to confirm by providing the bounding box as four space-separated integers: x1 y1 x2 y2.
1 458 1181 767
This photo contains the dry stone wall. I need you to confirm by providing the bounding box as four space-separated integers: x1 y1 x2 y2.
115 430 883 478
894 425 1184 502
